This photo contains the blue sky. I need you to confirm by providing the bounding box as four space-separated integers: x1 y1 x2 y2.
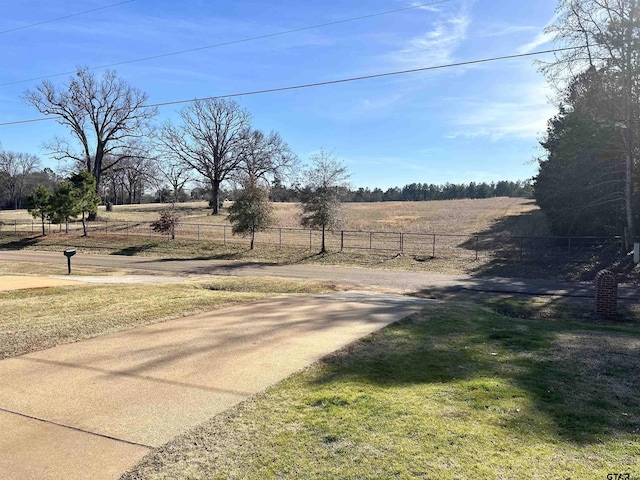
0 0 560 189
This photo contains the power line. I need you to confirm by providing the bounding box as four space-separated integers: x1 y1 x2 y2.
0 46 576 128
0 0 450 87
0 0 136 35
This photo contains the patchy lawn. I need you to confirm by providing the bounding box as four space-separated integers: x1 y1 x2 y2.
0 277 337 359
122 302 640 480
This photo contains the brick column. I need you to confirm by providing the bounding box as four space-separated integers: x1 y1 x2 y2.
594 269 618 317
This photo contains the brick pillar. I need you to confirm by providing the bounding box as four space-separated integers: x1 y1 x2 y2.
594 269 618 317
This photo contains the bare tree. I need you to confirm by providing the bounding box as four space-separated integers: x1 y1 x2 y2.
542 0 640 239
0 150 41 209
235 129 298 186
156 99 251 214
102 149 156 204
299 150 350 253
153 156 192 204
24 67 157 217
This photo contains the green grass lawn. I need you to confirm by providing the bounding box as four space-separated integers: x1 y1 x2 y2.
122 301 640 480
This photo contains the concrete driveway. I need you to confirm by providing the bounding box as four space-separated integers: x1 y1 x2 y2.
0 292 431 480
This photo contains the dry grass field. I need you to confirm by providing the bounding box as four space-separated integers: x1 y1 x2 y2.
3 197 630 282
0 197 548 236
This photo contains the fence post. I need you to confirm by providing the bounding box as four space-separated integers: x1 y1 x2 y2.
369 232 372 249
126 221 129 238
475 236 479 261
432 234 436 258
341 231 344 251
279 228 282 249
519 237 523 262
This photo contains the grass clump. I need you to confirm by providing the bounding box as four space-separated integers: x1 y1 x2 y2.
122 302 640 480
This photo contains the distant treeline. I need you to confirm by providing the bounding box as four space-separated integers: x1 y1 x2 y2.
0 167 59 210
0 163 532 210
270 179 533 203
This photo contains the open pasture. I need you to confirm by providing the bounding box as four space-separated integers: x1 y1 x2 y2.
2 197 628 282
0 197 548 237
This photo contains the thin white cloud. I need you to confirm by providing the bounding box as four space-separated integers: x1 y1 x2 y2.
517 12 559 54
518 31 556 54
356 94 405 114
391 2 472 68
407 1 446 13
477 24 538 38
446 80 556 141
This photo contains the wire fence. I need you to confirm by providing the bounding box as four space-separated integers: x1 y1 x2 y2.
0 218 628 264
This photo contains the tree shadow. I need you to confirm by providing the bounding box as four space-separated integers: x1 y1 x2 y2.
110 243 159 256
457 203 633 282
0 235 43 250
311 302 640 444
134 251 326 274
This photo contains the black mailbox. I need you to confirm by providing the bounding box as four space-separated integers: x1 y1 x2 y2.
63 249 76 275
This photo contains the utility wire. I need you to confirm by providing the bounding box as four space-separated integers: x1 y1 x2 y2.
0 0 450 87
149 47 576 107
0 46 578 128
0 0 136 35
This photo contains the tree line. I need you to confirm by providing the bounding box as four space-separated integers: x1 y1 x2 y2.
18 69 297 218
1 136 532 213
271 179 532 203
0 148 59 210
534 0 640 241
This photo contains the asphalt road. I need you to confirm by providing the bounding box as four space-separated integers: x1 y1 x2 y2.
1 249 638 301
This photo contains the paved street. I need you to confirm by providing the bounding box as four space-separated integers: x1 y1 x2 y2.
1 249 638 300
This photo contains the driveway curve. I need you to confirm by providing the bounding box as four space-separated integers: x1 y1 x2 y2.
0 291 432 480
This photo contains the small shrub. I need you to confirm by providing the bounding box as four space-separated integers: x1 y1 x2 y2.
151 208 180 240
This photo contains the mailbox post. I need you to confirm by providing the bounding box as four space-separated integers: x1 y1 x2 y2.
64 249 76 275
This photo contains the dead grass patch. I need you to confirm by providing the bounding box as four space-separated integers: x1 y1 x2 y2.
0 260 130 276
